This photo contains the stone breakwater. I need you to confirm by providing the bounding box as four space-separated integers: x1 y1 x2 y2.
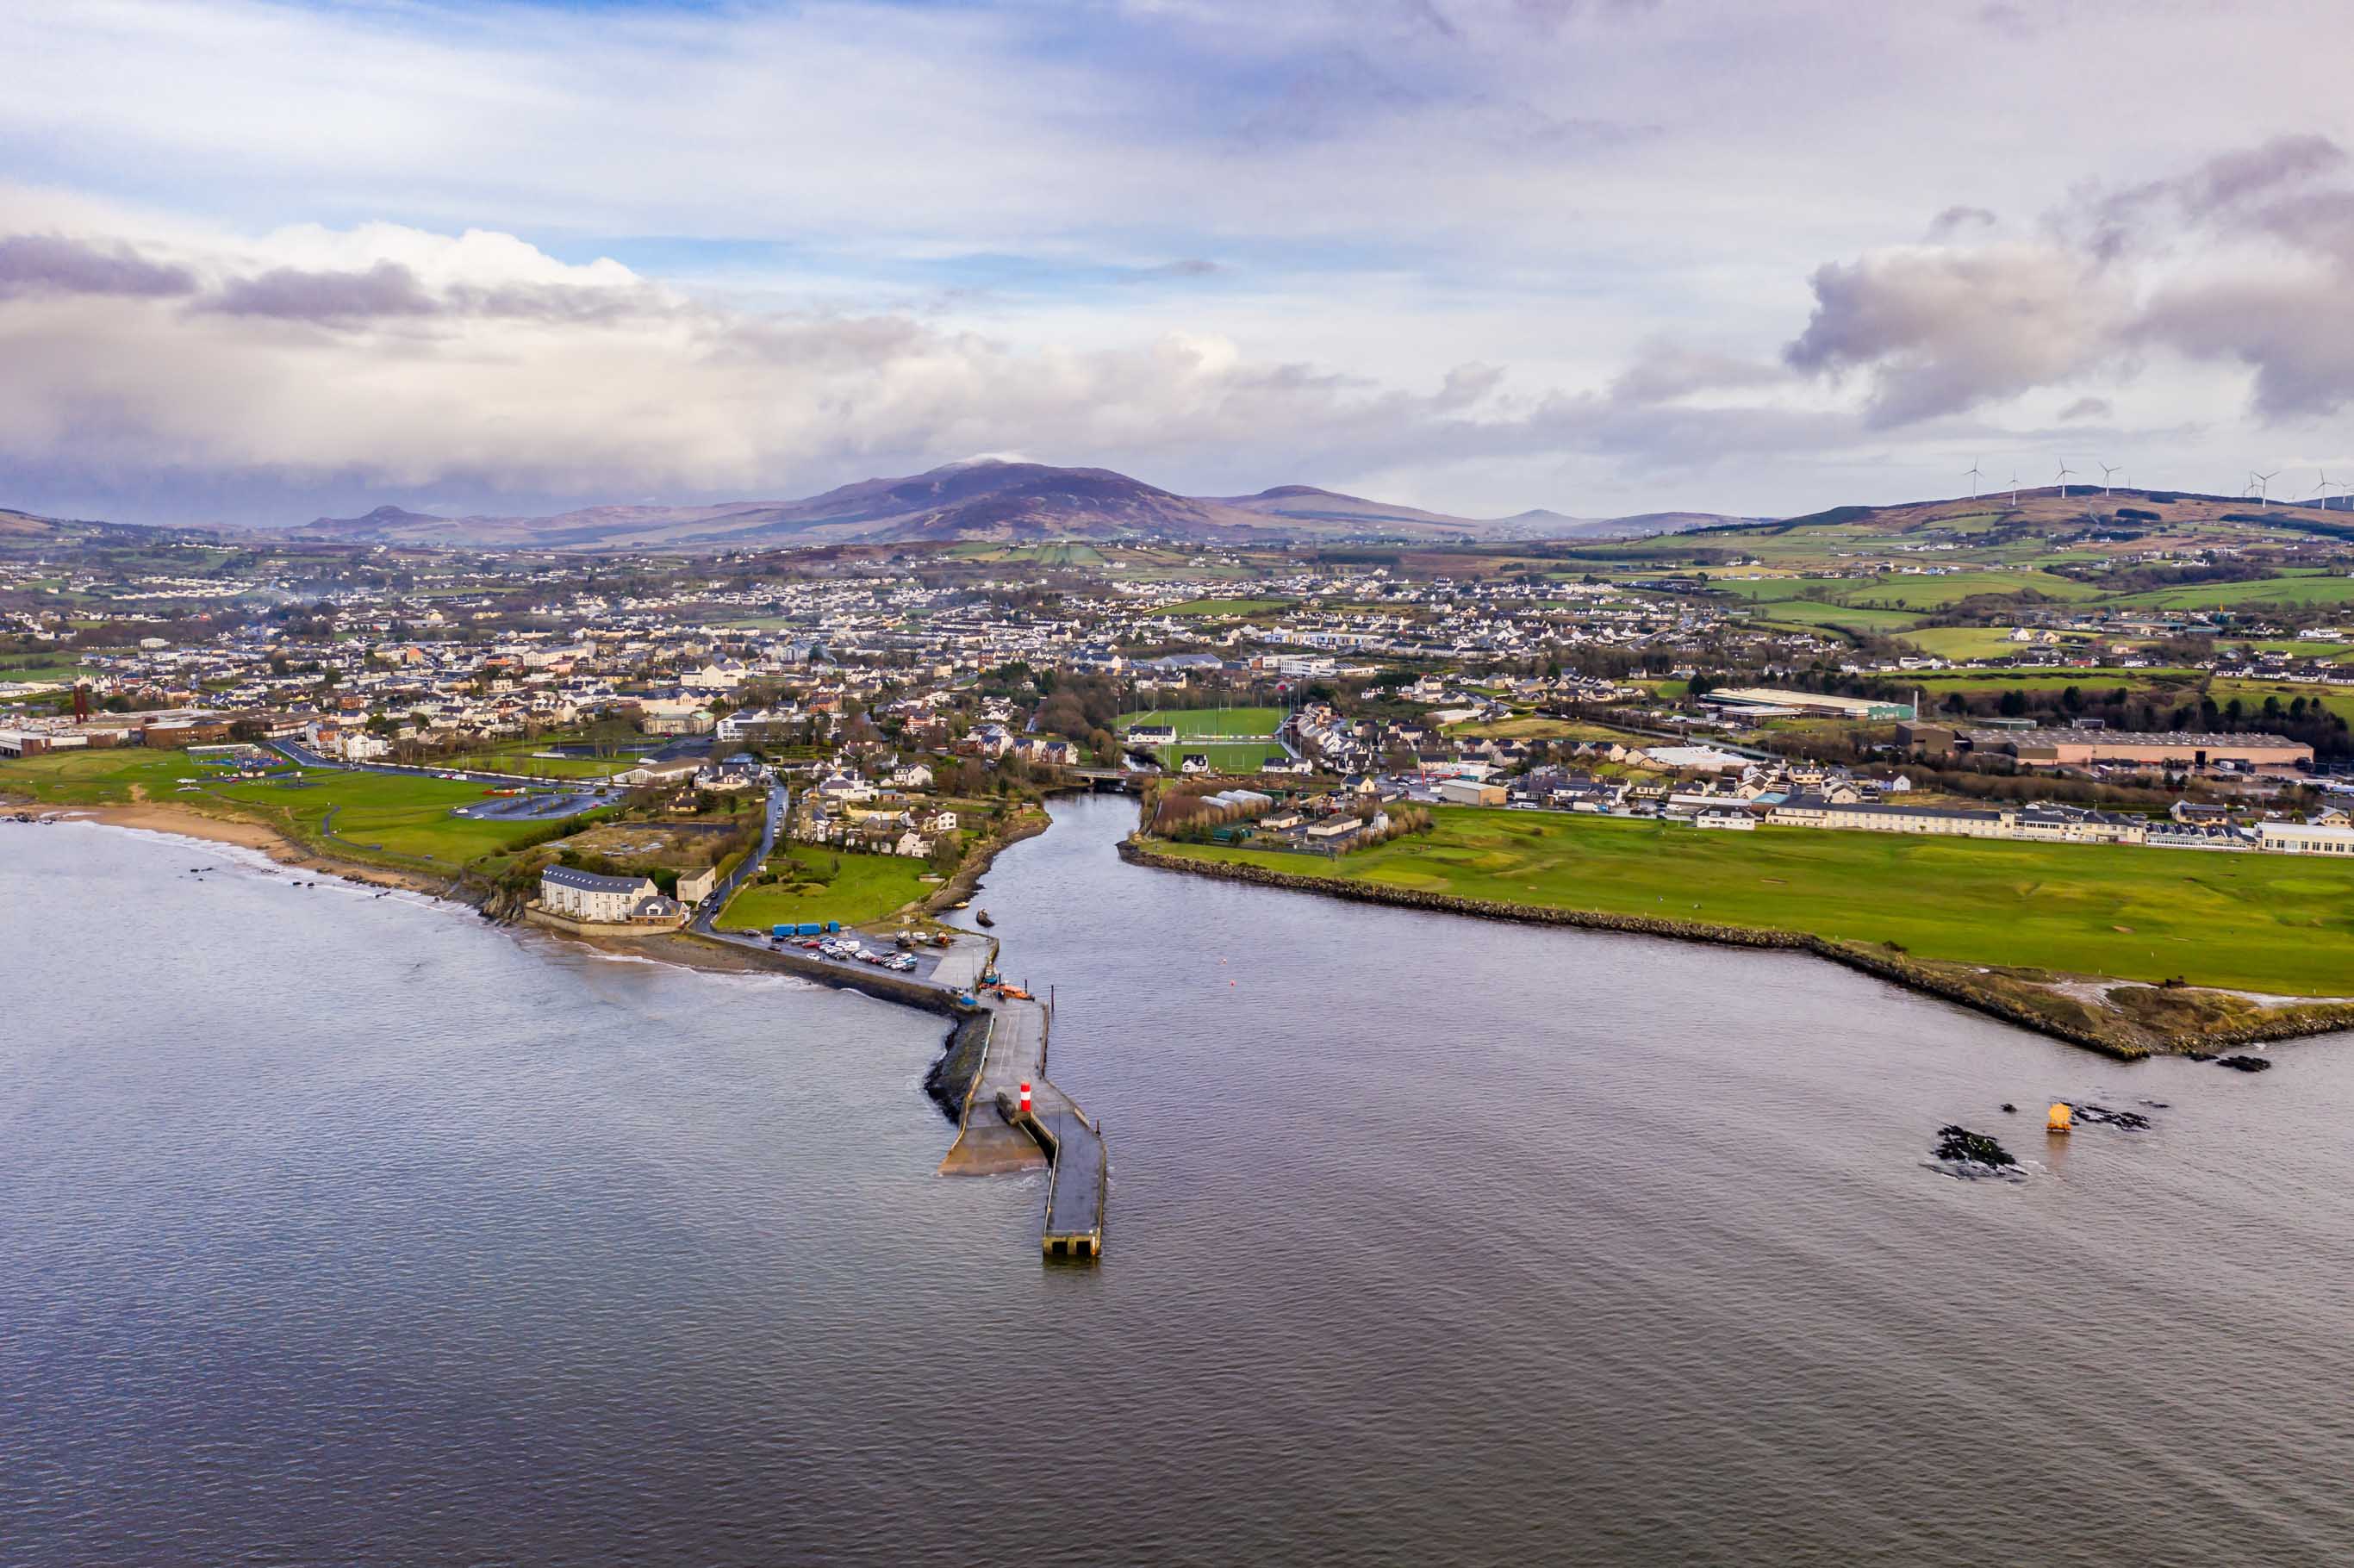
1118 837 2354 1059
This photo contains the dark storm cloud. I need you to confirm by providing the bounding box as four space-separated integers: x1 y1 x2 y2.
0 234 195 299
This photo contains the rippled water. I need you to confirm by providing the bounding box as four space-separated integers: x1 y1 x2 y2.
7 800 2354 1565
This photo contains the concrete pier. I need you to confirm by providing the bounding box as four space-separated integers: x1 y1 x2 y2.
688 906 1105 1254
941 992 1110 1257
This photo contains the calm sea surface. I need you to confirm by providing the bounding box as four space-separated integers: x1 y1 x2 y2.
7 794 2354 1565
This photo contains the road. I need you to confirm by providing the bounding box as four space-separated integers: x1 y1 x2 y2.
266 738 622 814
690 782 787 934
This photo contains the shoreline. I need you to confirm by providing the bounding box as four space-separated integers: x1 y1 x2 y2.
35 798 472 901
1118 836 2354 1059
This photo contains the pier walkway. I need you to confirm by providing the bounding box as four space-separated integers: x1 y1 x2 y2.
696 885 1105 1254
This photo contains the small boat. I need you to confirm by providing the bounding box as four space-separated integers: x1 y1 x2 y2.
975 908 995 928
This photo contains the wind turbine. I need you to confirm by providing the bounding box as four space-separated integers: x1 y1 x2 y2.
2008 470 2020 507
2099 462 2120 496
2313 471 2337 512
2252 468 2280 511
2055 459 2078 499
1965 458 1986 500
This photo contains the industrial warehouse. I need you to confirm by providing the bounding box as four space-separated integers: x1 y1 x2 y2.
1959 727 2313 770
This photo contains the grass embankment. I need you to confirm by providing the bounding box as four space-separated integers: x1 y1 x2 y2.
718 844 931 930
1152 806 2354 997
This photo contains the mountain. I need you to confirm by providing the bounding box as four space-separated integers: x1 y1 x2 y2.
0 507 198 551
297 504 469 540
1211 485 1479 534
1481 507 1753 539
282 460 1745 551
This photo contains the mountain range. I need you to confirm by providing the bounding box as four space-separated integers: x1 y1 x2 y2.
289 461 1750 551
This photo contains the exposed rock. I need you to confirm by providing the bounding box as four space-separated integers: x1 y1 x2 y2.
1934 1125 2017 1168
2071 1104 2152 1129
2216 1055 2273 1073
923 1011 994 1123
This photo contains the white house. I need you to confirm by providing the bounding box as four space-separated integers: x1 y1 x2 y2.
540 865 667 922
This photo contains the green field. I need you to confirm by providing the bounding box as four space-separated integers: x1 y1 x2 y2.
1152 741 1291 775
211 769 564 865
718 845 931 930
1749 600 1928 633
0 748 574 869
2114 572 2354 610
1896 626 2089 661
1117 706 1284 737
1151 806 2354 994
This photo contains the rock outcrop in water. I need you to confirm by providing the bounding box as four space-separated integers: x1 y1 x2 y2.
1933 1125 2017 1169
2071 1104 2152 1129
2216 1055 2273 1073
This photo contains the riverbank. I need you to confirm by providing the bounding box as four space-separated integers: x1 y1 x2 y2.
1121 835 2354 1057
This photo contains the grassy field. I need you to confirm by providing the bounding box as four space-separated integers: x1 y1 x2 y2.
1896 626 2077 661
0 749 568 868
209 770 569 866
1117 706 1284 737
2113 572 2354 610
1152 806 2354 994
1151 741 1291 775
1749 600 1928 633
718 845 930 930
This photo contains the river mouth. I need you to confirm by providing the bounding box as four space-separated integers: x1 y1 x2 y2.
9 800 2354 1565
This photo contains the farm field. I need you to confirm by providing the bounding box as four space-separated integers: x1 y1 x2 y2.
1149 806 2354 994
1896 626 2084 661
1832 569 2102 608
719 844 930 930
2112 572 2354 611
1748 600 1927 633
1116 706 1284 737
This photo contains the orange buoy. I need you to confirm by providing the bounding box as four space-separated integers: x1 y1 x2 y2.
2047 1102 2073 1134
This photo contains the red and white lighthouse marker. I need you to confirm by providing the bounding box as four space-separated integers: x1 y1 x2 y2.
1018 1081 1032 1115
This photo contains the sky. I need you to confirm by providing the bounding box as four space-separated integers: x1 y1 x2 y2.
3 0 2352 528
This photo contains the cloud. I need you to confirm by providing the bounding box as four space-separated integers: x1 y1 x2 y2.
210 260 439 322
2057 396 2111 421
1123 258 1224 282
1784 242 2127 426
1927 205 1996 240
0 234 194 298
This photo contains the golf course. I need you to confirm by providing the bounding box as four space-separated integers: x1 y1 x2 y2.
1149 806 2354 996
